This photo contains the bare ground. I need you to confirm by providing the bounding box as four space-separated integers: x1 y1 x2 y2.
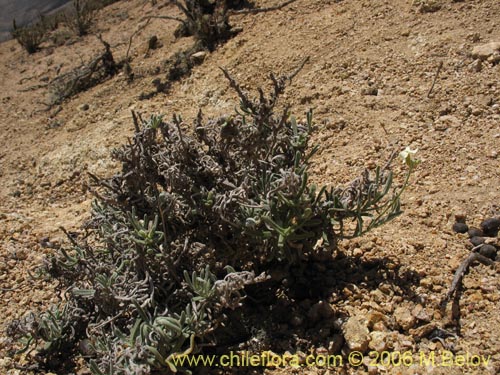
0 0 499 374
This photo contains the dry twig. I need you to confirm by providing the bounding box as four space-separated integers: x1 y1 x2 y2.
427 61 443 98
441 250 495 332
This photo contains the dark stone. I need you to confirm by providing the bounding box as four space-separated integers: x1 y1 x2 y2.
452 222 469 234
468 227 484 238
480 218 500 237
479 244 497 260
469 236 485 247
148 35 159 50
455 212 467 223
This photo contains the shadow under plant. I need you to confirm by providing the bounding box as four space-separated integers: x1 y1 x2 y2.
7 64 418 374
204 254 423 365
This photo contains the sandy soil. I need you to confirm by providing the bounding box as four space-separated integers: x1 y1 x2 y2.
0 0 499 374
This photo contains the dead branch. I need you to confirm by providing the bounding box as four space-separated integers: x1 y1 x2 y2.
18 75 37 85
427 61 443 98
18 83 49 92
126 18 153 59
48 36 119 105
229 0 297 15
440 251 494 329
286 56 309 81
382 150 398 172
170 0 191 20
140 15 186 24
96 34 119 77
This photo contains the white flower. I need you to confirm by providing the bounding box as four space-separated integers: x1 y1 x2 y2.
400 146 420 168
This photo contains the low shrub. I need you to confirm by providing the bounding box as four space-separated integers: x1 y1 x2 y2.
9 66 417 374
65 0 98 37
171 0 243 51
11 18 47 54
47 36 119 105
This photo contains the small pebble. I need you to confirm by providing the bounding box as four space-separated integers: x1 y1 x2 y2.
480 218 500 237
479 244 497 260
468 227 483 238
452 222 469 234
470 236 485 247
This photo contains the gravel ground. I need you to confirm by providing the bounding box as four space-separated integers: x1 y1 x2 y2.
0 0 498 374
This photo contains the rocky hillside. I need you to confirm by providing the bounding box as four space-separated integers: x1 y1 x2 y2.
0 0 499 374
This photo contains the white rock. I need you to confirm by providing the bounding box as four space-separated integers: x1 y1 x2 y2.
191 51 208 63
368 331 388 352
434 115 460 131
471 42 500 60
343 316 370 352
394 306 416 330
